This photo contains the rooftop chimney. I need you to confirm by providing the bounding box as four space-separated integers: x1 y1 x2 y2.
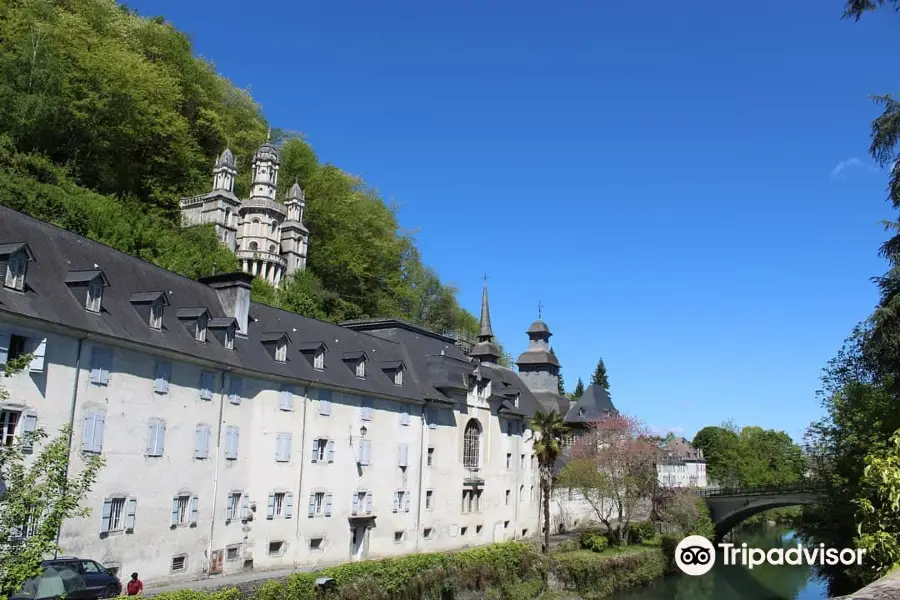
199 272 254 336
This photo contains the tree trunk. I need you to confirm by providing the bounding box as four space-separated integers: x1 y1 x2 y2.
542 477 551 554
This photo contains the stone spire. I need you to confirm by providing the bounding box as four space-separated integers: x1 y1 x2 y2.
470 276 501 364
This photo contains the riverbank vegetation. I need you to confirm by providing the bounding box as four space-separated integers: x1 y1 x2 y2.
792 1 900 594
0 0 502 351
138 541 668 600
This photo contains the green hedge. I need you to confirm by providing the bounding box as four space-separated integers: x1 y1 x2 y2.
146 541 666 600
549 549 666 597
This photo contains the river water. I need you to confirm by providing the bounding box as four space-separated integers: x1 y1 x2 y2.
611 527 830 600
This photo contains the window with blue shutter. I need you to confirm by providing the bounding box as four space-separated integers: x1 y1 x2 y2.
267 493 276 519
398 443 408 468
89 347 112 385
228 376 243 404
125 498 137 531
318 389 332 416
365 492 373 514
81 412 105 453
279 386 293 411
351 490 360 515
360 397 373 421
28 338 47 373
225 426 239 460
100 499 112 534
199 371 214 400
146 418 165 456
153 362 171 394
240 494 249 520
195 424 210 459
358 438 372 466
276 433 291 462
326 439 335 463
190 496 199 526
325 492 333 516
21 411 37 453
308 493 316 518
284 493 294 519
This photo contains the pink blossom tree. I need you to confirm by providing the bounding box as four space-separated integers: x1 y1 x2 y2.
558 414 659 545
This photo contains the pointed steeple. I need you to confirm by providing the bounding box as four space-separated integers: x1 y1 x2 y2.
478 278 494 341
470 276 502 364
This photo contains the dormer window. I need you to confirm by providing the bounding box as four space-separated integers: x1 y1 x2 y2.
382 361 405 387
297 341 328 371
260 332 291 364
343 351 368 379
209 317 238 350
176 308 210 343
129 291 169 330
65 269 109 313
1 244 32 291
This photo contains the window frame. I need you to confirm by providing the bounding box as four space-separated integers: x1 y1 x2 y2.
149 302 164 330
4 253 27 290
86 280 103 313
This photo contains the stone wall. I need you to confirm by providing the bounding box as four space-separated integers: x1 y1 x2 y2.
834 567 900 599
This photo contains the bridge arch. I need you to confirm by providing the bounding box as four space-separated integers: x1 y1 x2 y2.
699 487 824 542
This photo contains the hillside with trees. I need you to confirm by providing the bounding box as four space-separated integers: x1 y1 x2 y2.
0 0 497 349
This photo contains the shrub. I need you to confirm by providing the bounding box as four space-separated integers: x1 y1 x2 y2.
582 533 608 553
660 534 680 574
550 549 666 596
626 521 656 544
554 538 581 553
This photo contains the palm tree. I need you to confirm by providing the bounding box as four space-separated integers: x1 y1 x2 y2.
530 410 569 554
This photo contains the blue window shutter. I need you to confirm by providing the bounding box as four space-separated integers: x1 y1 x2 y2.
400 410 409 426
190 496 199 525
89 348 103 384
153 362 168 393
99 348 112 384
393 492 399 513
158 421 166 455
125 498 137 531
266 493 275 519
226 493 235 521
398 443 408 467
279 387 292 411
325 492 333 517
100 499 112 534
200 371 214 400
405 493 411 512
92 413 105 453
310 437 318 463
0 331 9 365
229 376 242 404
365 492 373 514
146 420 158 456
194 425 206 459
202 425 211 458
285 493 294 519
232 428 240 459
308 494 315 517
351 491 359 515
170 497 179 526
81 413 95 452
241 494 249 519
326 439 335 463
283 434 291 461
21 411 37 453
28 338 47 373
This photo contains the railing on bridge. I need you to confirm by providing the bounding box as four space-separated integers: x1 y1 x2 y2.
695 483 825 498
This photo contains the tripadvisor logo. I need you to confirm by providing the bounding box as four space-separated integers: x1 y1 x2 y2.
674 535 866 576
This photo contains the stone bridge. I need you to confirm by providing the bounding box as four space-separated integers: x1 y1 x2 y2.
696 484 825 541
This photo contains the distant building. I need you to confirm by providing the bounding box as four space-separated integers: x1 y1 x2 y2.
179 141 309 288
656 437 707 488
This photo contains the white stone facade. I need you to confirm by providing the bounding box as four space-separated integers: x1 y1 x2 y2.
0 317 541 584
180 143 309 288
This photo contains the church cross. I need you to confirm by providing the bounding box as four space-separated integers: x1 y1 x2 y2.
538 300 543 320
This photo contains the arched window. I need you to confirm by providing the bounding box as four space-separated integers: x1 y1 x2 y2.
251 218 260 224
270 221 277 233
463 419 481 469
249 241 258 251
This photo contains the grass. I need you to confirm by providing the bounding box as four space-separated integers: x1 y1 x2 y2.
555 542 659 559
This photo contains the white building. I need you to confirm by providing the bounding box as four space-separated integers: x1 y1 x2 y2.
179 141 309 288
656 437 707 489
0 206 542 584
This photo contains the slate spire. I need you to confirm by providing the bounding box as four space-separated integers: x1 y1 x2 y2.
470 276 502 364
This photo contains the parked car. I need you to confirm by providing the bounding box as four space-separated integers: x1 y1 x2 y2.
39 558 121 599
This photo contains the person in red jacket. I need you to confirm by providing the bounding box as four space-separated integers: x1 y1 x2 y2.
126 573 143 596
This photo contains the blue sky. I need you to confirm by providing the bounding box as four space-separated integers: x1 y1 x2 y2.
129 0 898 443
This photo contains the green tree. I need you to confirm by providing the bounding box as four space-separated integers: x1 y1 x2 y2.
854 428 900 578
0 355 104 600
529 410 568 554
590 358 609 390
693 424 742 487
573 378 585 400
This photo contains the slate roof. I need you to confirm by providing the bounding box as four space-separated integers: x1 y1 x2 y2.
515 348 560 367
0 206 545 421
563 384 617 424
532 390 570 416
